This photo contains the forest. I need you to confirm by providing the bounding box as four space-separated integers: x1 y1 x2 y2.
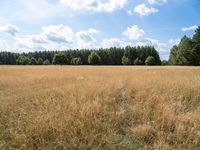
0 46 161 65
169 26 200 66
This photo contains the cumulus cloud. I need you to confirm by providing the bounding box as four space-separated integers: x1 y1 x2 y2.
0 24 19 36
5 0 127 22
123 25 145 40
168 38 180 45
146 38 168 53
147 0 167 5
102 38 129 48
0 40 16 52
182 25 198 32
76 29 100 49
33 24 74 44
2 24 100 51
134 3 158 16
11 0 128 21
60 0 128 12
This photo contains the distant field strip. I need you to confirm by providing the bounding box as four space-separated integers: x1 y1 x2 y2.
0 66 200 149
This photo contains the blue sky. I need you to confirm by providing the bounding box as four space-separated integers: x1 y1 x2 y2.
0 0 199 59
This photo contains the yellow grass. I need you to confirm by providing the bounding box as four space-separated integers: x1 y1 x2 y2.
0 66 200 149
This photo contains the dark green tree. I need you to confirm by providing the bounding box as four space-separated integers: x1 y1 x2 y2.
43 59 50 65
135 46 161 65
145 56 156 65
161 60 168 66
37 57 43 65
107 47 124 65
16 56 31 65
0 52 18 64
191 44 200 65
169 31 200 66
192 26 200 44
169 45 179 65
191 26 200 65
169 36 193 65
134 57 143 65
178 36 193 65
30 57 38 65
122 46 138 64
88 51 101 65
71 57 82 65
177 36 193 65
122 56 131 65
52 53 68 65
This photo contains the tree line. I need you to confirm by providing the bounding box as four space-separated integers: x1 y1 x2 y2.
0 46 161 65
169 26 200 65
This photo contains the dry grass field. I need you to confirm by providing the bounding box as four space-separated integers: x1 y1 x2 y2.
0 66 200 150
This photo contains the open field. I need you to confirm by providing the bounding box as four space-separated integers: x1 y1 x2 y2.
0 66 200 149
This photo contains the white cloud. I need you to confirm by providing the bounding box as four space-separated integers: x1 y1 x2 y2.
182 25 198 32
123 25 145 40
102 38 129 48
0 40 15 52
31 26 100 50
134 3 158 16
0 24 19 36
60 0 128 12
168 38 180 45
146 38 168 53
33 24 74 44
76 28 100 49
2 24 100 51
3 0 128 23
147 0 167 5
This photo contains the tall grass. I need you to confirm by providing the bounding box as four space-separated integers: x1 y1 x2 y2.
0 66 200 149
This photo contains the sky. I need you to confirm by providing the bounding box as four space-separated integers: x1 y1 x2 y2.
0 0 200 60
